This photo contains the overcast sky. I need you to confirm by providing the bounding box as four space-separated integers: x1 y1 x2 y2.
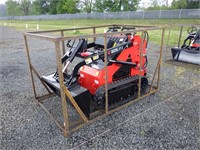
0 0 6 4
0 0 173 7
139 0 173 7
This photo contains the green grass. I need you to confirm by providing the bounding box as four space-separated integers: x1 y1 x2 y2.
0 19 199 46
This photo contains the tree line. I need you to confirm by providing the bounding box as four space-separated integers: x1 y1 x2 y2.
146 0 200 10
4 0 200 16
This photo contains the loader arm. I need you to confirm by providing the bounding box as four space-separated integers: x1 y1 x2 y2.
62 39 86 64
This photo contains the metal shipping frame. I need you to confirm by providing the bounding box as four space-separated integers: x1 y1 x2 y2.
23 24 165 137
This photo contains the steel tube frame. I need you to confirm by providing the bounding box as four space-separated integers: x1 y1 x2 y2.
178 26 183 48
23 24 164 137
104 34 109 113
138 31 144 98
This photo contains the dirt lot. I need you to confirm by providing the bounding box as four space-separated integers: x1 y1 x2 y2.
0 26 200 150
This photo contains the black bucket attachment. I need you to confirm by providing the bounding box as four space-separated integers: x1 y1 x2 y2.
42 74 92 118
171 48 200 65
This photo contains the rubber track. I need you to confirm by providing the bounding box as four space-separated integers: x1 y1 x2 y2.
94 75 141 104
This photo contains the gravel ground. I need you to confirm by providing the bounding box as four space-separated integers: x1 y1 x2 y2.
0 26 200 150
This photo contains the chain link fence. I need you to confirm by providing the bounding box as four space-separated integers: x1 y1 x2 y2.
0 9 199 20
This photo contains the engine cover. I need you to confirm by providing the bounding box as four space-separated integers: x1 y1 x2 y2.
78 62 104 95
79 35 147 96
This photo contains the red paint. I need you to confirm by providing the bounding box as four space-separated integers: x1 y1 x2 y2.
78 35 147 95
191 43 200 47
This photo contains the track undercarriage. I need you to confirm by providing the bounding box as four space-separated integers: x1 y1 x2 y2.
94 76 148 109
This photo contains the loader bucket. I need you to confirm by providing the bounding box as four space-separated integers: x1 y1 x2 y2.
42 74 92 118
171 48 200 65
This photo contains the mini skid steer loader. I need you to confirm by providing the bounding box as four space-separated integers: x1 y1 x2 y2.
42 26 149 118
171 26 200 65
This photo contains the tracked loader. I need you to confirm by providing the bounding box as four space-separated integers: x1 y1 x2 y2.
42 26 149 118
